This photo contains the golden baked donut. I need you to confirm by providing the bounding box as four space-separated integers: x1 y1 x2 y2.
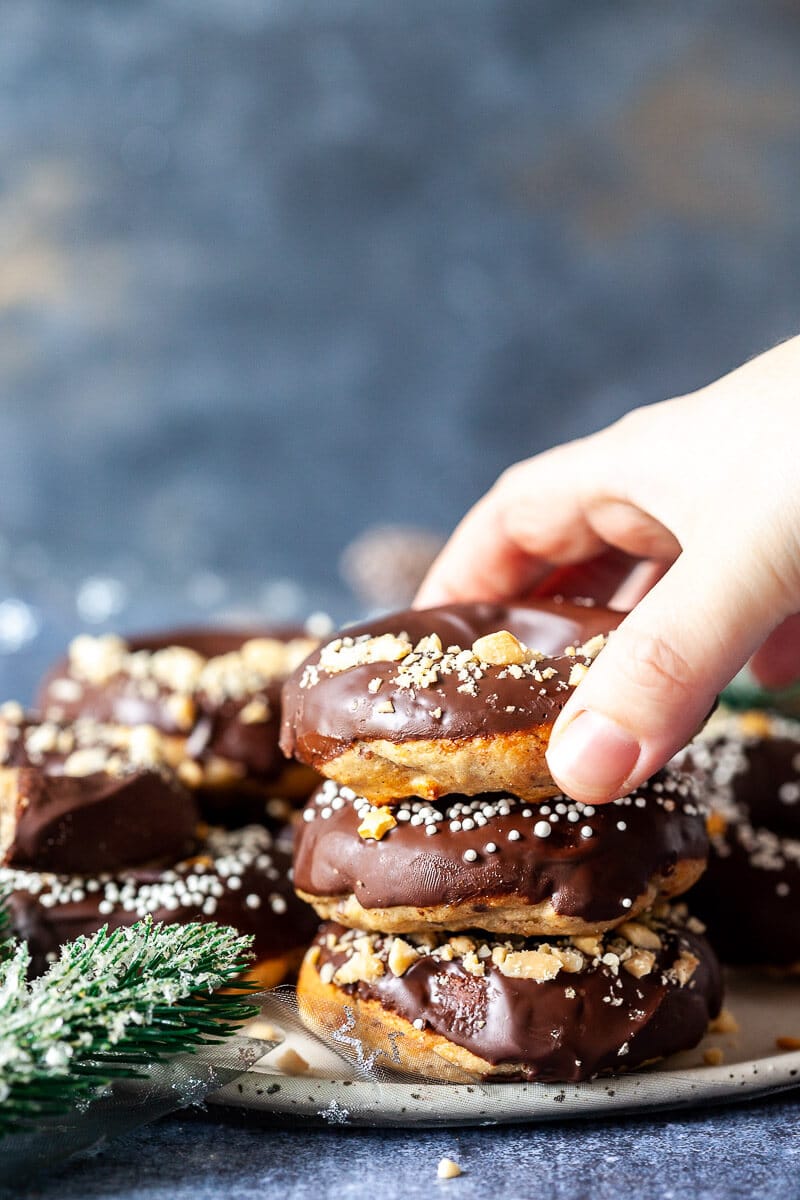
280 599 624 803
298 910 722 1082
0 706 200 873
38 626 321 821
293 771 708 936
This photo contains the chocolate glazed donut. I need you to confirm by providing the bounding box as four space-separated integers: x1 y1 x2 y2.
38 627 320 819
679 710 800 969
0 710 200 873
3 824 320 984
292 770 708 936
280 599 625 803
298 913 722 1083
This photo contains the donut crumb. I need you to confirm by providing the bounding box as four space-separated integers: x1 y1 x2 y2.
437 1158 462 1180
703 1047 724 1066
709 1008 740 1035
776 1036 800 1051
274 1047 310 1075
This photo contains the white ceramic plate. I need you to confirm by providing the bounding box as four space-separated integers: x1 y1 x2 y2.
208 969 800 1126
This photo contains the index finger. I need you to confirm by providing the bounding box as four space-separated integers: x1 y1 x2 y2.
415 448 605 607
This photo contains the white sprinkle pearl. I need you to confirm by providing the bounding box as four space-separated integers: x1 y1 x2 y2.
463 849 478 863
484 842 497 853
245 893 261 909
507 829 521 841
580 825 593 839
621 898 633 909
616 821 627 831
533 821 551 838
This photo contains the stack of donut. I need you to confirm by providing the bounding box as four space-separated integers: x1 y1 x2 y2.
281 599 723 1082
0 625 323 983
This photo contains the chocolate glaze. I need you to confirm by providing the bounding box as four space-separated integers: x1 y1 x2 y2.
0 714 200 873
39 626 309 786
690 828 800 967
725 736 800 838
312 920 722 1082
4 766 199 874
294 772 707 924
4 825 319 976
681 717 800 966
280 599 624 768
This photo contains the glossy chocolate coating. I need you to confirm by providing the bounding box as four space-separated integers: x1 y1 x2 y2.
312 920 722 1082
682 718 800 966
39 627 305 784
3 766 199 874
690 826 800 967
724 736 800 838
294 772 707 924
4 825 319 976
0 714 200 873
280 599 624 767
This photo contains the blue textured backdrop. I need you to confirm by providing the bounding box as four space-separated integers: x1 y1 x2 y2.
4 4 800 1191
3 0 800 599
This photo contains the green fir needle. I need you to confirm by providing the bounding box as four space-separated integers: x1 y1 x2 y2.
0 916 258 1137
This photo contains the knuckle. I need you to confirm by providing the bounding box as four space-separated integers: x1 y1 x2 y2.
610 626 696 703
611 405 650 440
494 459 533 497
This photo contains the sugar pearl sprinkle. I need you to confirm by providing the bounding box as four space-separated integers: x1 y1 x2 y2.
673 710 800 891
305 772 702 863
0 825 287 922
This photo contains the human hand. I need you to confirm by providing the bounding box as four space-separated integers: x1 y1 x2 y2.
416 336 800 804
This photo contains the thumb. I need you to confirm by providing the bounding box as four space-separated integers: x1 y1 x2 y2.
545 545 785 804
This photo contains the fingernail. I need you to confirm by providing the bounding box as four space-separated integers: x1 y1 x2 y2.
547 710 641 801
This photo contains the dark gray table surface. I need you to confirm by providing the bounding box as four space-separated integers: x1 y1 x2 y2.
24 1095 800 1200
5 2 800 1195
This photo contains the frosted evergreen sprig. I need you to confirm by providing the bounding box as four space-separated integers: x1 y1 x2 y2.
0 917 258 1137
0 901 12 966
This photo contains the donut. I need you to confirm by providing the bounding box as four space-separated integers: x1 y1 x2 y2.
292 768 707 936
280 599 624 803
3 824 319 985
678 709 800 970
38 627 321 818
0 705 199 873
297 907 722 1082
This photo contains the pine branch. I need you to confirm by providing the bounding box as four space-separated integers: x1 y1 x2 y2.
0 902 11 964
0 897 12 965
0 917 258 1137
